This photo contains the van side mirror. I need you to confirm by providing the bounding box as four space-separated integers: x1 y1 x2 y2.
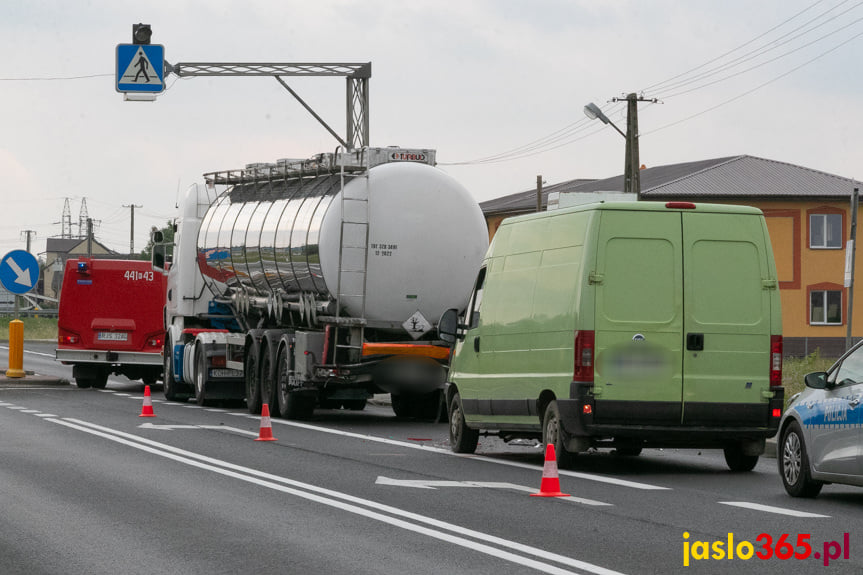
438 308 466 344
804 371 828 390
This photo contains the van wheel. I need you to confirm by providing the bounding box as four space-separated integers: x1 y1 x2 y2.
449 392 478 454
780 421 823 498
75 377 93 389
723 444 759 472
543 401 575 468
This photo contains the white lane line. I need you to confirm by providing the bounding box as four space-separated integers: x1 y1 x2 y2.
6 406 27 410
90 392 665 491
20 409 39 413
49 417 628 575
268 418 667 491
719 502 829 518
35 413 59 418
114 393 131 397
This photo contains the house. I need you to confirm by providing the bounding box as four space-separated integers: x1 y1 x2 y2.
479 155 863 357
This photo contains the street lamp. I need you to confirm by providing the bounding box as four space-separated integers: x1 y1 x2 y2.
583 103 626 138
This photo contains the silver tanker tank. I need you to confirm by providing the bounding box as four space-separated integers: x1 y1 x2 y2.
196 152 488 332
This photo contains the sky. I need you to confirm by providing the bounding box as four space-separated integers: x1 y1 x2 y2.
2 0 862 261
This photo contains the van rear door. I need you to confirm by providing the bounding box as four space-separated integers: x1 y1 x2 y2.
593 209 684 426
681 211 773 426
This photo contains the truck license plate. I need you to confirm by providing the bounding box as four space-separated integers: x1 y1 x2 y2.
210 369 242 378
97 332 129 341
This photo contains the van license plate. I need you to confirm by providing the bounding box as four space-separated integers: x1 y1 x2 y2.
210 369 242 378
97 332 128 341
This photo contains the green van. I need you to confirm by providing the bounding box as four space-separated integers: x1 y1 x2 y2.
439 201 784 471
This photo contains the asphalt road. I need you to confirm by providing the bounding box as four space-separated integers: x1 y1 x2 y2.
2 342 863 575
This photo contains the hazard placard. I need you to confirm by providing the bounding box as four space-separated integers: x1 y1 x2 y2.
116 44 165 93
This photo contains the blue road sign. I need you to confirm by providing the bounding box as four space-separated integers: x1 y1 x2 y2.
0 250 40 295
116 44 165 93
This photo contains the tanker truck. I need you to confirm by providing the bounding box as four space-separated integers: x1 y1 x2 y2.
157 147 488 421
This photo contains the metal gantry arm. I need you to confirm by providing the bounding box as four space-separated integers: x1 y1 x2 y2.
165 62 371 150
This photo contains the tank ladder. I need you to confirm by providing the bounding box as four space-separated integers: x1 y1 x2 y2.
333 149 370 364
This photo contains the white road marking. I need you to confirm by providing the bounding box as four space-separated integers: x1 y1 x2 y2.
138 422 258 437
47 416 629 575
268 418 668 491
719 501 829 518
375 476 611 506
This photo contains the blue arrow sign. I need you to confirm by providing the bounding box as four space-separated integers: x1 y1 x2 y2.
116 44 165 93
0 250 40 295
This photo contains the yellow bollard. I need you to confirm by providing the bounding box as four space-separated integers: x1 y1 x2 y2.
6 319 26 378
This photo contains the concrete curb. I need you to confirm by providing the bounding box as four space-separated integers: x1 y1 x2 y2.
0 373 69 387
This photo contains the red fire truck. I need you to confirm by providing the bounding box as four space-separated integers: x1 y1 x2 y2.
55 258 165 388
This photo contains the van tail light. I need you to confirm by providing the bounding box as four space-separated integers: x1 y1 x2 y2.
770 335 783 388
574 330 595 382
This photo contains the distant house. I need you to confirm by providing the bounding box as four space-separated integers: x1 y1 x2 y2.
479 155 863 357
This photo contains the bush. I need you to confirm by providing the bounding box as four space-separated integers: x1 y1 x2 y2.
782 350 836 405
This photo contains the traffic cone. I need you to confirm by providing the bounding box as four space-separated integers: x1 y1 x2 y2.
255 403 277 442
530 443 570 497
139 385 156 418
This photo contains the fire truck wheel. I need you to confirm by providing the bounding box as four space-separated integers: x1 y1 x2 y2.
91 370 109 390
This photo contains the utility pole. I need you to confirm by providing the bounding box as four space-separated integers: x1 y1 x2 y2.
846 187 859 350
21 230 36 253
123 204 143 255
536 175 543 213
87 218 93 257
611 93 658 198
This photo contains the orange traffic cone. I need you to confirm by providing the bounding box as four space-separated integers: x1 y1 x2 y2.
139 385 156 418
530 443 570 497
255 403 277 442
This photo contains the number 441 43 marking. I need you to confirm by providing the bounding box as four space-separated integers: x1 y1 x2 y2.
124 270 154 281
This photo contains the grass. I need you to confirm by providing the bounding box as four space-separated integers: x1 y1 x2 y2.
782 350 836 403
0 316 58 341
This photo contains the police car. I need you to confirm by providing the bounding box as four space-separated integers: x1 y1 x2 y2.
778 341 863 497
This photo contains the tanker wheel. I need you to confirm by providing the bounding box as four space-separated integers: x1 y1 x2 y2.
259 344 280 417
416 390 446 423
194 346 211 407
276 345 291 416
245 341 262 414
344 399 367 411
163 337 188 402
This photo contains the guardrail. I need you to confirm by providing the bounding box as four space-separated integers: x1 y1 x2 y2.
0 310 59 318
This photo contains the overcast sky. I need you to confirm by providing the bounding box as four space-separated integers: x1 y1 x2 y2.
2 0 862 260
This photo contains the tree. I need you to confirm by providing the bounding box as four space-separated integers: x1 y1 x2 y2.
139 221 175 261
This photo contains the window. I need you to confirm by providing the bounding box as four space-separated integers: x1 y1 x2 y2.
810 290 842 325
466 267 486 329
809 213 843 249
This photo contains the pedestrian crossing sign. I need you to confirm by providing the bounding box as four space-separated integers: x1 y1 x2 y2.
116 44 165 93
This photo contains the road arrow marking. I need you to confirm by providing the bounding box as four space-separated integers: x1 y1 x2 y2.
375 476 611 506
138 423 259 437
5 257 32 287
